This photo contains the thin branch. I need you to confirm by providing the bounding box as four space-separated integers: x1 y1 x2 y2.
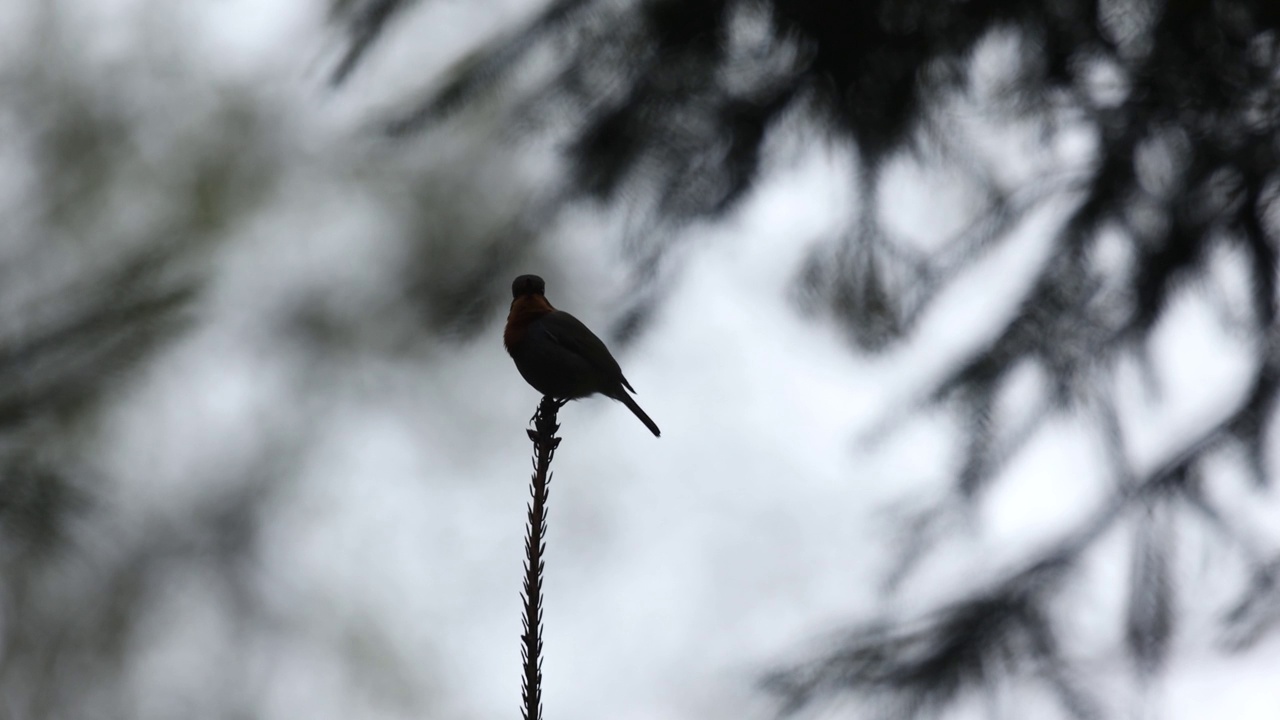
521 396 564 720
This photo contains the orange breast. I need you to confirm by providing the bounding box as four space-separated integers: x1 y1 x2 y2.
504 294 555 351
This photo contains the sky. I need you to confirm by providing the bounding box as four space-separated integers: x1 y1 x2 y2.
3 1 1280 719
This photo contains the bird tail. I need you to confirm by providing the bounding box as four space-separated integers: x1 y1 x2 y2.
617 392 661 437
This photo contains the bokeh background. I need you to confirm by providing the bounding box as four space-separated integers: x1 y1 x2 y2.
2 1 1279 718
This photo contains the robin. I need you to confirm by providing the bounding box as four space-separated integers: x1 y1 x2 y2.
504 274 661 437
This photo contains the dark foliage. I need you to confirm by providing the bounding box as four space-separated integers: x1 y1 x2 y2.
763 556 1100 719
334 0 1280 716
0 54 280 713
0 244 200 716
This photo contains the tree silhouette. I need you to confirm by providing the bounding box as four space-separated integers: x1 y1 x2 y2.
335 0 1280 716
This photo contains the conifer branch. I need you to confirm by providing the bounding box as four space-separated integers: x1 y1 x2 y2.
520 396 564 720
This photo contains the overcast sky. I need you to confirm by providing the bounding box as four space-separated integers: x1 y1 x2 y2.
3 1 1279 719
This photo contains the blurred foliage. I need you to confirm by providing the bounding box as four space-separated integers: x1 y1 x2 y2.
0 18 279 716
328 0 415 86
2 3 548 713
0 0 1276 716
0 249 200 717
336 0 1280 717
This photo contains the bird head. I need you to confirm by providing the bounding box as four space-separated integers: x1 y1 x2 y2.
512 274 546 298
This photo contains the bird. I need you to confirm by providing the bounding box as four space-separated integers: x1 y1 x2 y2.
504 274 661 437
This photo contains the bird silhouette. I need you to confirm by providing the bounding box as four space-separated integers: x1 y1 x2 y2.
504 274 660 437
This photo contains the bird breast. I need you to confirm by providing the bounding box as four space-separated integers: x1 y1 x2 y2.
504 295 556 351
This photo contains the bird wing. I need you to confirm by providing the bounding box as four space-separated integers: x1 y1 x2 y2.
540 310 633 389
